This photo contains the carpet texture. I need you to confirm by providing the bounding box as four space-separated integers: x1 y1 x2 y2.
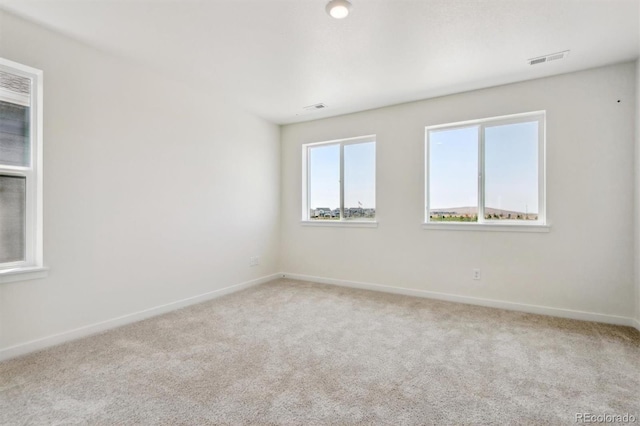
1 279 639 425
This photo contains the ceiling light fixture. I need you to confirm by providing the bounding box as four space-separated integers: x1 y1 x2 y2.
326 0 352 19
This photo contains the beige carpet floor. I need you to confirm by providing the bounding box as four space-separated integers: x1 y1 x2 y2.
1 279 639 425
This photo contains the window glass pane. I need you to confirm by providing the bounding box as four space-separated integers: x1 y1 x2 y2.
0 175 26 263
309 144 340 220
484 121 538 221
428 126 478 222
0 100 30 167
344 141 375 220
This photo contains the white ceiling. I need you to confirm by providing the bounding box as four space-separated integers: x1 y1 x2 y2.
0 0 638 124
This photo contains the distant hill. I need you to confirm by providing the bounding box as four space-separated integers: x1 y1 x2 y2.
430 206 537 217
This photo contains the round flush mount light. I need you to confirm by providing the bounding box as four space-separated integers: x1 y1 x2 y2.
326 0 352 19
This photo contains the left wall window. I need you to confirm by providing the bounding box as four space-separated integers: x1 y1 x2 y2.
0 58 44 276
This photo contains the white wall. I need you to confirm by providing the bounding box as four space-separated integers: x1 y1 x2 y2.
0 11 280 353
281 63 636 320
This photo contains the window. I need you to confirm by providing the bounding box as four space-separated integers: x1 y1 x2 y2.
425 112 546 229
0 58 44 275
303 135 376 224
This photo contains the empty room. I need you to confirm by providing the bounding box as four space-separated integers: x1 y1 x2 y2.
0 0 639 424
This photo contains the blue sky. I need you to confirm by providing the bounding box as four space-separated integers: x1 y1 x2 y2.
429 121 538 213
309 142 375 210
429 127 478 211
308 121 537 213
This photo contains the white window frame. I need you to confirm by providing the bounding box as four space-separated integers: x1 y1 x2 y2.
302 134 377 228
424 111 549 232
0 57 47 283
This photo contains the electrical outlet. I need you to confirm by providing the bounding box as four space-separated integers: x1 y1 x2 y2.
473 269 481 280
249 256 261 267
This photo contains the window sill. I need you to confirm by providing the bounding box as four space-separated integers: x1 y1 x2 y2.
422 223 550 233
0 266 49 284
301 220 378 228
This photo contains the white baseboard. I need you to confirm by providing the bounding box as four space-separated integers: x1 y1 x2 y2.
282 273 637 328
0 273 281 362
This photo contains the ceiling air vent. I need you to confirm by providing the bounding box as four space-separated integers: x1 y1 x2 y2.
528 50 569 66
303 103 328 111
